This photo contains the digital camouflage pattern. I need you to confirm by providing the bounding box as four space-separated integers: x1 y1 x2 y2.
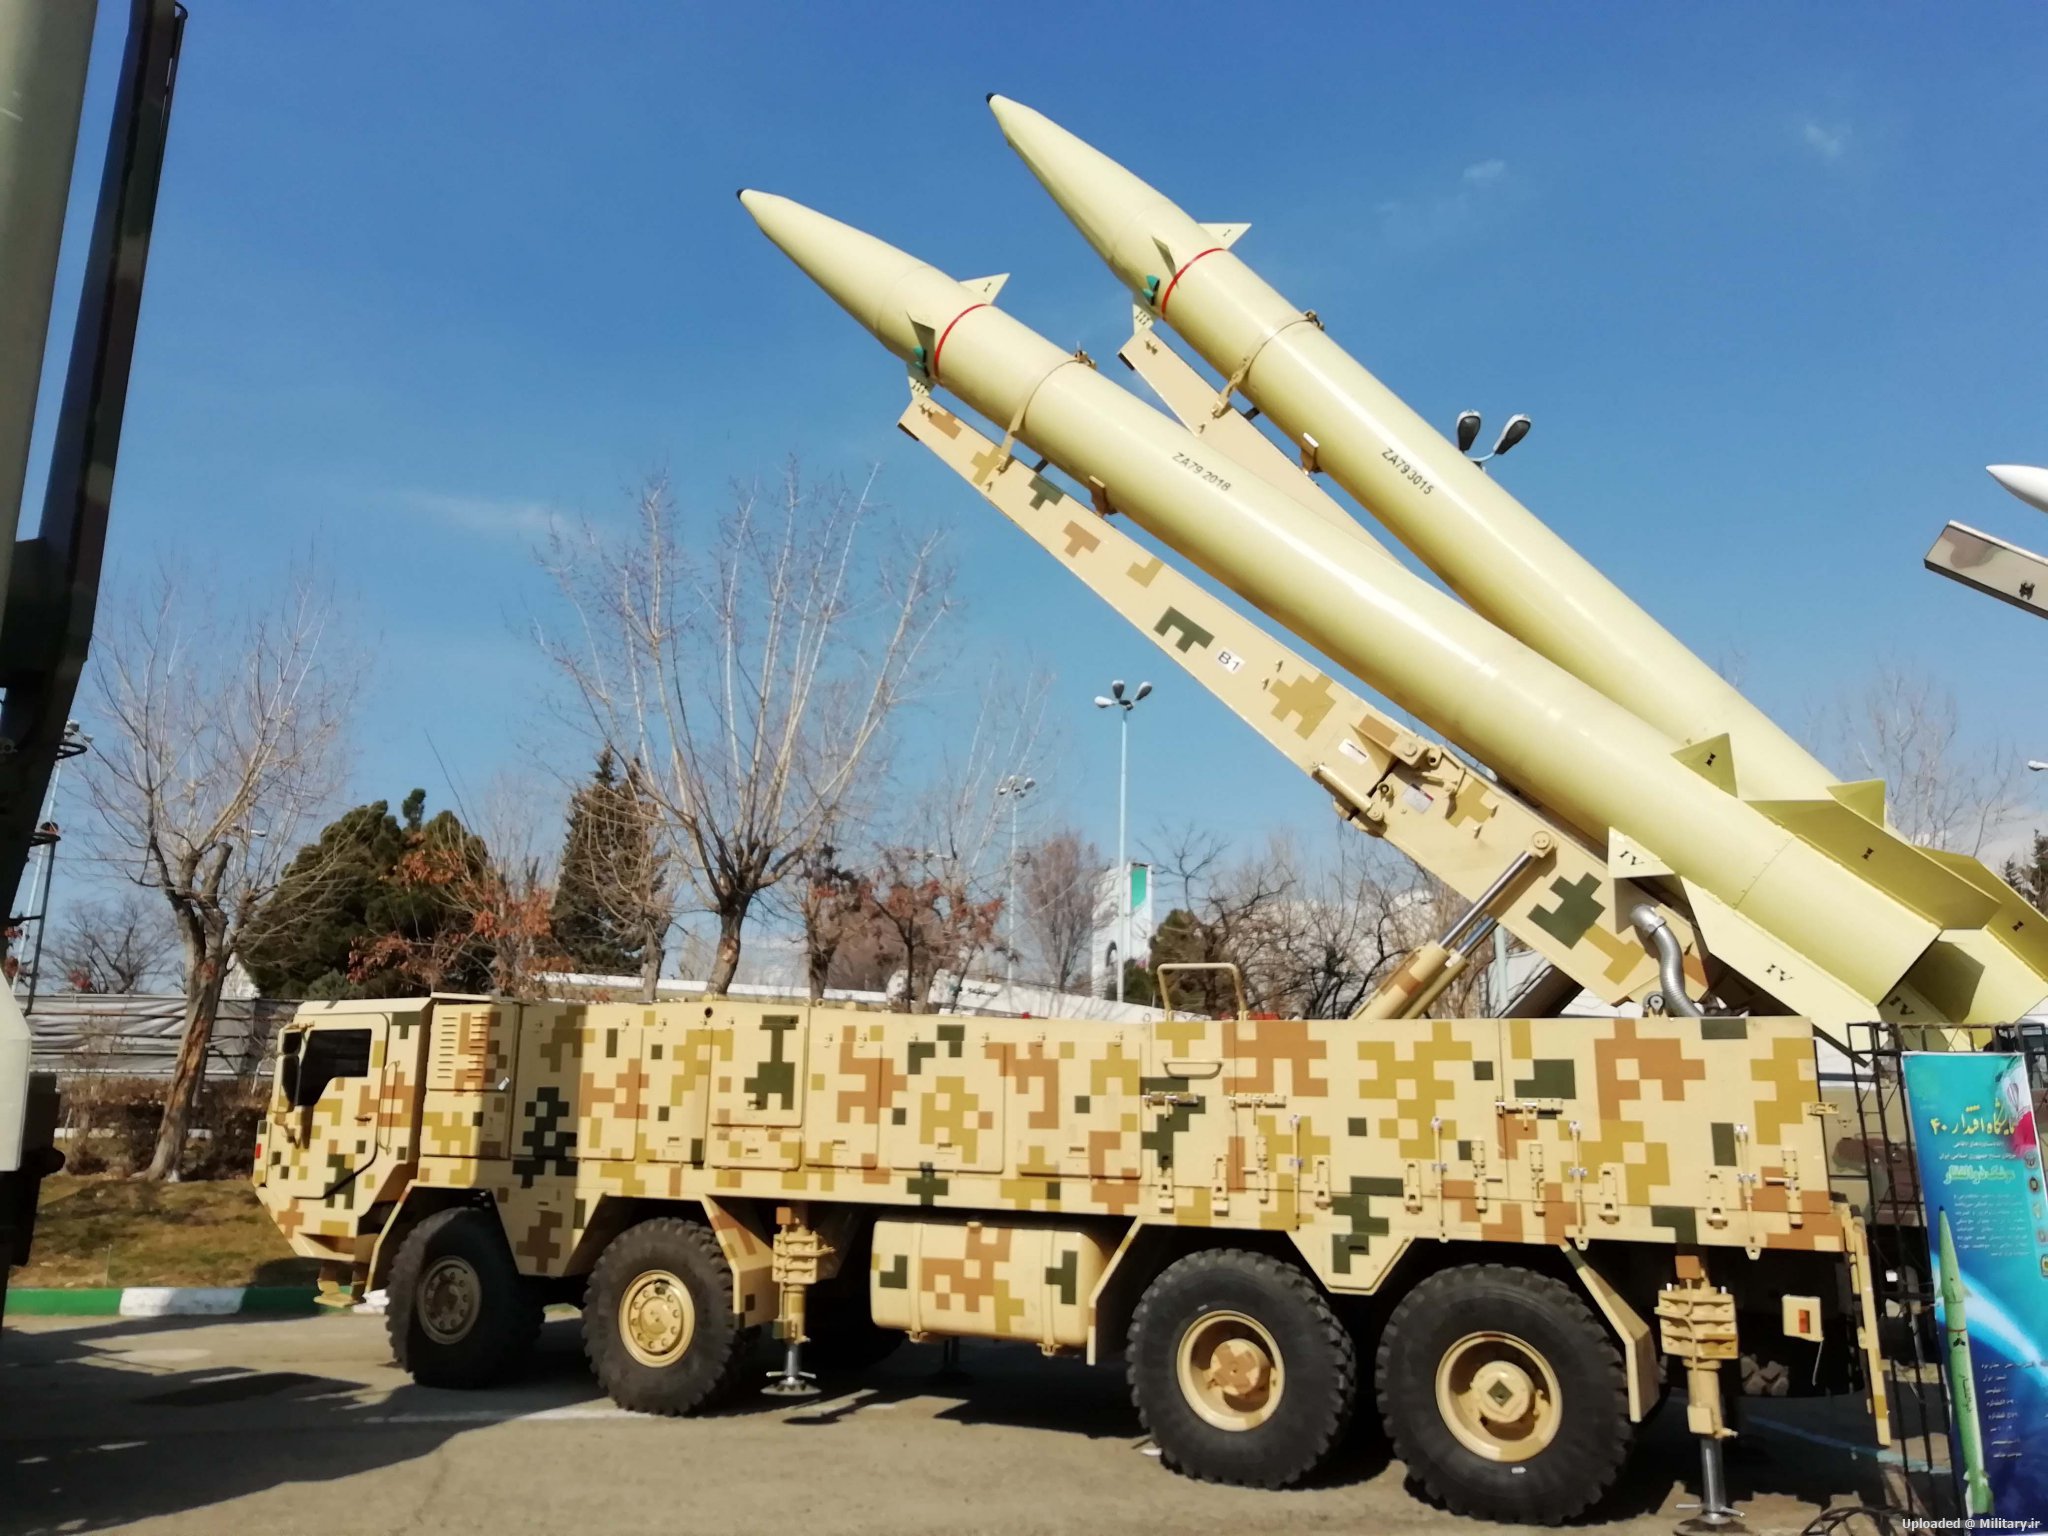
257 996 1863 1297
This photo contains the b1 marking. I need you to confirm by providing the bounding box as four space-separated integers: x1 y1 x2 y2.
1215 648 1245 674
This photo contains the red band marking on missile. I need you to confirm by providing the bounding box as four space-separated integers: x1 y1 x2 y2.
1157 248 1226 317
930 303 988 382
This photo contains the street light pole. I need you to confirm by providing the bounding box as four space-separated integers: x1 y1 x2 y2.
997 774 1034 992
1094 680 1152 1003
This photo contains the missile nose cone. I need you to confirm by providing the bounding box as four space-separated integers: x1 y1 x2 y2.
737 190 968 367
736 187 791 232
1988 463 2048 515
987 96 1190 290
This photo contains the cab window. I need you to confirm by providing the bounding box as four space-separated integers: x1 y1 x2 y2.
288 1027 373 1107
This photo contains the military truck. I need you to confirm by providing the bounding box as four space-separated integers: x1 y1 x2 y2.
255 981 1886 1524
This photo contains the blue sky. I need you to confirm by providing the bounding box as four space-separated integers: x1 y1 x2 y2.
29 1 2048 924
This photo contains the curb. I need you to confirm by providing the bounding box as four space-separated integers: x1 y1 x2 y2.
6 1285 321 1318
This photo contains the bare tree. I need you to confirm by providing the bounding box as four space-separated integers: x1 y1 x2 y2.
1019 828 1105 994
1137 831 1421 1018
539 466 948 994
1813 665 2031 855
49 890 177 994
1254 837 1415 1018
892 667 1050 1009
85 569 356 1179
796 834 869 1004
1147 819 1229 923
862 844 1003 1013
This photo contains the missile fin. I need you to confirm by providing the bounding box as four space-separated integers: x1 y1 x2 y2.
1827 779 1887 824
1913 845 2048 974
1672 734 1737 795
1906 930 2048 1024
1608 829 1673 880
961 273 1010 303
1201 221 1251 249
1744 797 1999 929
1680 878 1886 1019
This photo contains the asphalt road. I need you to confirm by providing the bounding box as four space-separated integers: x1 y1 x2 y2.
0 1313 1897 1536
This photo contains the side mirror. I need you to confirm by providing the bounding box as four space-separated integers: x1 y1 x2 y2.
1493 414 1533 456
279 1053 301 1106
1455 411 1483 453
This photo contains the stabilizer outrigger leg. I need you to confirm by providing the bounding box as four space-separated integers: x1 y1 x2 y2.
1660 1255 1747 1534
764 1206 824 1399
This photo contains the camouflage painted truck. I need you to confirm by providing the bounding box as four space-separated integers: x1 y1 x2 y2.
255 95 2048 1527
255 984 1887 1524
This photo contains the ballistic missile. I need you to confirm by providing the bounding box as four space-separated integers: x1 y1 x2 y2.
1988 464 2048 516
1938 1211 1994 1514
986 96 1835 802
739 189 1971 1022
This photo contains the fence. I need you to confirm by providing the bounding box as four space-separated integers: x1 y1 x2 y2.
1828 1020 2048 1521
21 992 295 1082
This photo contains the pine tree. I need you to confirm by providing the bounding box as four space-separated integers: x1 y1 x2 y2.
550 751 665 980
241 790 490 998
2005 831 2048 912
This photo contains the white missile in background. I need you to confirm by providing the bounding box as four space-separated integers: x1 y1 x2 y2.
1988 464 2048 515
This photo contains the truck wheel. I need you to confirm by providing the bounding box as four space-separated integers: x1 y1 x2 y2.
387 1207 542 1389
1376 1264 1631 1524
583 1217 752 1415
1126 1248 1357 1488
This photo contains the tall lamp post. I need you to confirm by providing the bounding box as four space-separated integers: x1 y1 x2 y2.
1093 679 1151 1002
996 773 1034 992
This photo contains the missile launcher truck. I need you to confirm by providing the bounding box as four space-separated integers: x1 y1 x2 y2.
257 987 1884 1524
257 97 2048 1524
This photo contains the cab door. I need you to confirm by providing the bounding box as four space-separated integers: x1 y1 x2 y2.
259 1004 429 1246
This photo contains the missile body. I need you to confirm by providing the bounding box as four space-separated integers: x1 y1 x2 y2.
988 97 1836 802
1938 1211 1994 1514
741 191 1943 1015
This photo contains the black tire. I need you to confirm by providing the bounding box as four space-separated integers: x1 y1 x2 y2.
1126 1248 1357 1489
386 1206 542 1389
1376 1264 1631 1525
582 1217 753 1415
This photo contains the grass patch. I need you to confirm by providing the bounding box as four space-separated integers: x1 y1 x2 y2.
17 1175 319 1290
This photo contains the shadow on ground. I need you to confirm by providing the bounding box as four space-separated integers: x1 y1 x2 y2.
0 1316 1889 1535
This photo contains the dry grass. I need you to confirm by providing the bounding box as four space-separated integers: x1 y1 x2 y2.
17 1175 320 1290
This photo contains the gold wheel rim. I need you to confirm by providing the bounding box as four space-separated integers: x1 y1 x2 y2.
418 1255 481 1345
619 1269 694 1368
1434 1330 1563 1463
1175 1310 1285 1431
